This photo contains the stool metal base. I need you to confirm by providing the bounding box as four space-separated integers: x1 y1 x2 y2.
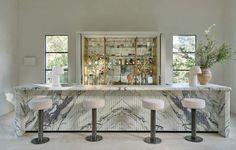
85 135 103 142
31 110 50 144
144 137 162 144
31 137 50 144
184 135 203 142
184 109 203 143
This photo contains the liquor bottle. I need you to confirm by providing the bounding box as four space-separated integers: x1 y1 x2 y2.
125 59 129 65
129 59 133 65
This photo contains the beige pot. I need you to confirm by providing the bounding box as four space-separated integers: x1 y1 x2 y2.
197 68 212 85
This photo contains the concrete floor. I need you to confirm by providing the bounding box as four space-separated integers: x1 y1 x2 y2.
1 113 236 150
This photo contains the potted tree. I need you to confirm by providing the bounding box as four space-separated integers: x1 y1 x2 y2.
196 24 234 85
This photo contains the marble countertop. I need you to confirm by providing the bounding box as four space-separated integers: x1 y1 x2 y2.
15 83 231 91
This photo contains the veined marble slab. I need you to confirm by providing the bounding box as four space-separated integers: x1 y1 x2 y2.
14 84 231 138
15 83 231 91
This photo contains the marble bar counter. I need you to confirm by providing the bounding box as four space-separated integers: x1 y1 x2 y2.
14 84 231 137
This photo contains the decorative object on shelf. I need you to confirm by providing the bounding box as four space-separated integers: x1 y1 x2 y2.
52 66 64 87
196 24 234 85
127 73 134 85
136 57 152 84
188 66 202 87
87 52 108 85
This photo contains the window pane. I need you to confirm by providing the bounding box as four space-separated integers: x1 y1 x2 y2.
60 70 68 83
172 35 196 83
46 71 52 84
173 36 196 52
173 53 195 70
46 71 68 84
46 53 68 69
173 71 189 83
45 35 69 84
46 36 68 52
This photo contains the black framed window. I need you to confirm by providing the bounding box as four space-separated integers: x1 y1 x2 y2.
45 35 68 84
172 35 196 83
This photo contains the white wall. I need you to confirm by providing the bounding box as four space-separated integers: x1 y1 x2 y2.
0 0 18 115
1 0 234 114
223 0 236 113
17 0 225 85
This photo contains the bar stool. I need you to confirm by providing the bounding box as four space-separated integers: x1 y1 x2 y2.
142 98 164 144
28 96 52 144
83 97 105 142
181 98 206 142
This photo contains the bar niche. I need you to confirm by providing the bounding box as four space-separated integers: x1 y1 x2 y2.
81 33 161 85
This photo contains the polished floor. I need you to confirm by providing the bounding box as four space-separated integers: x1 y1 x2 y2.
0 112 236 150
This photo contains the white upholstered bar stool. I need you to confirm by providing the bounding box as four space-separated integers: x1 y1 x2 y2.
83 97 105 142
28 96 52 144
142 98 164 144
181 98 206 142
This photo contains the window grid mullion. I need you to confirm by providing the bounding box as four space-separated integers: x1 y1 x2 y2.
173 52 195 54
46 52 68 54
46 69 68 71
173 69 190 71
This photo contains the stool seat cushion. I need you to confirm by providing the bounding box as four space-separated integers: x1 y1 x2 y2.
142 98 164 110
83 97 105 109
181 98 205 109
28 97 52 110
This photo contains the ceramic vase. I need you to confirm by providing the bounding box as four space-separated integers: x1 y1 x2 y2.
197 68 212 85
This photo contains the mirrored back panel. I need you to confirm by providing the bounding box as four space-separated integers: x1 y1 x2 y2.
80 32 162 85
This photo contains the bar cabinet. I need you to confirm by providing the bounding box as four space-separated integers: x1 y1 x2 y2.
78 32 163 85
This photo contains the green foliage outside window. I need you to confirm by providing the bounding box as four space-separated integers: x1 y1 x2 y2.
46 36 68 84
173 36 196 83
